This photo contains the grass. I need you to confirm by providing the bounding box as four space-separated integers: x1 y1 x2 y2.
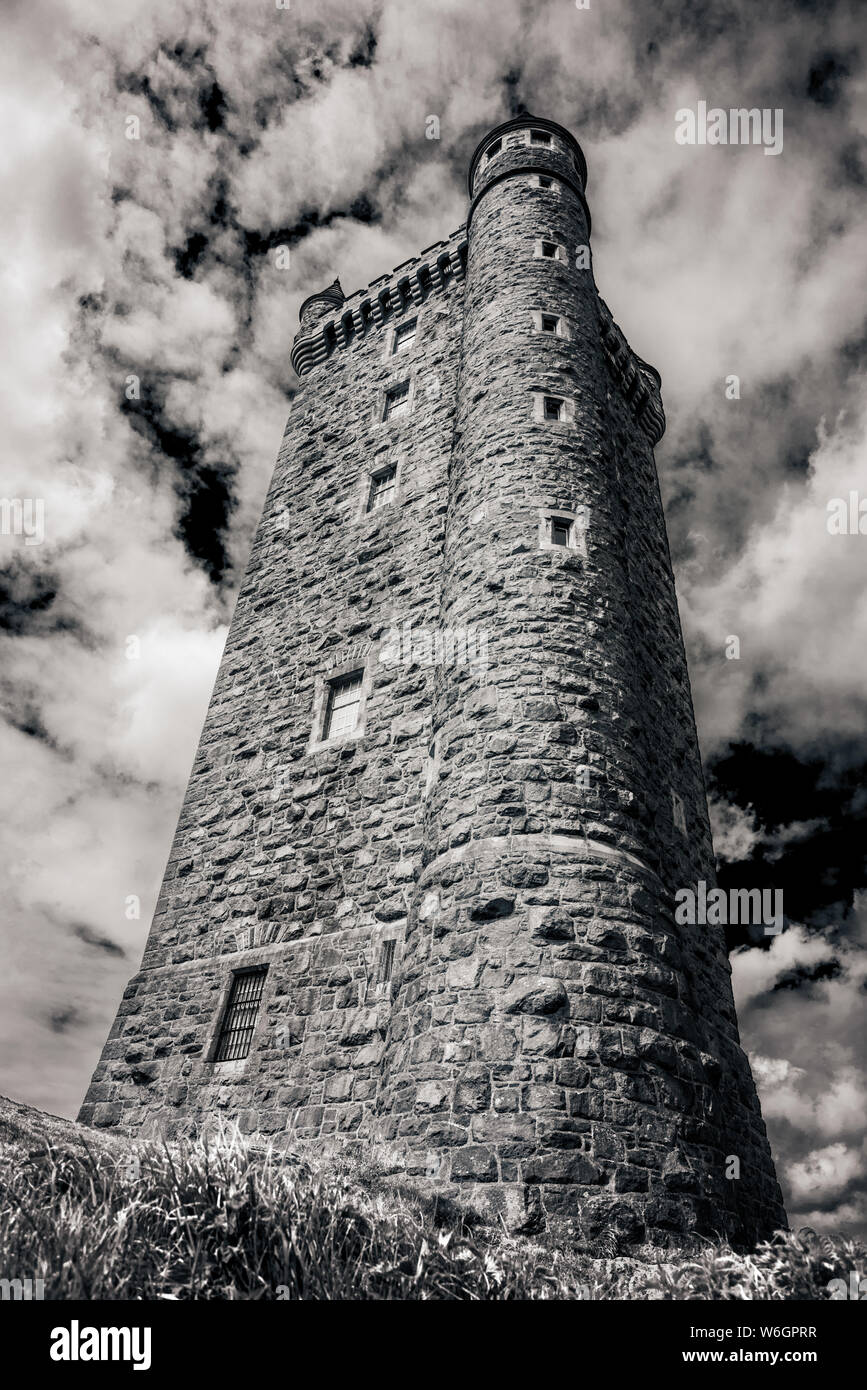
0 1097 862 1300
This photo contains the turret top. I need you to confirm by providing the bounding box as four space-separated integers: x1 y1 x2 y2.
298 277 346 327
466 114 588 198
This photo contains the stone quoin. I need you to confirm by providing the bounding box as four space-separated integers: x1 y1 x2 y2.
80 115 786 1247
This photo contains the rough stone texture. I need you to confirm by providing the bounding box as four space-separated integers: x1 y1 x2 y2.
79 116 786 1249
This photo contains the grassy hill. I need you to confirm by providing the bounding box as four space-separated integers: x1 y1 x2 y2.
0 1094 861 1300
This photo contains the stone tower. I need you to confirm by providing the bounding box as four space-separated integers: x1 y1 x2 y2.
80 116 786 1247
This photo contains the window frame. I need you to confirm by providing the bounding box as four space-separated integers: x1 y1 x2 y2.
532 391 575 425
537 504 588 555
212 966 268 1064
367 462 399 513
308 659 374 753
534 238 566 262
323 669 364 741
391 317 418 355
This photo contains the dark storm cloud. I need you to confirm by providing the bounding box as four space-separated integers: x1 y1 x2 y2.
72 925 126 958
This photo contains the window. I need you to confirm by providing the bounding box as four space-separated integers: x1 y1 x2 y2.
531 129 552 145
544 396 564 421
486 139 502 161
324 670 364 739
383 381 411 420
378 940 396 983
541 314 560 334
538 175 553 189
551 517 572 547
541 241 558 259
393 319 417 354
214 968 267 1063
367 464 398 512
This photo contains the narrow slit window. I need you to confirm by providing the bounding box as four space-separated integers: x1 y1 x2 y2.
378 940 396 983
541 241 558 259
551 517 572 547
393 319 417 354
324 670 363 739
544 396 564 421
367 464 398 512
541 314 560 334
383 381 411 420
214 968 267 1063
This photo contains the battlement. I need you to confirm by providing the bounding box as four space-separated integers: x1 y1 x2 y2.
290 227 468 377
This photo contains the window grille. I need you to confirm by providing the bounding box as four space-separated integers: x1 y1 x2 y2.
214 968 267 1062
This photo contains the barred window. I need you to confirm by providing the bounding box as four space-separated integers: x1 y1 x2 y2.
324 670 364 739
367 464 398 513
551 517 572 547
378 940 397 983
214 968 267 1062
384 381 411 420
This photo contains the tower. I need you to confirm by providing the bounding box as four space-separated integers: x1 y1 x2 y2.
80 116 786 1247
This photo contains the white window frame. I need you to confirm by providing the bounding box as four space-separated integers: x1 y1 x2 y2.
537 505 588 555
532 310 569 339
534 239 567 263
532 391 575 426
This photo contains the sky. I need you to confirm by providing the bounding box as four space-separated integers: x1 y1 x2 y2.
0 0 865 1239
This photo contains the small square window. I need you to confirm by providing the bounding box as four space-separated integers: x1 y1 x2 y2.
551 517 572 547
367 464 397 513
544 396 564 421
541 314 560 334
531 129 552 146
383 381 411 420
541 241 558 259
393 319 417 354
486 139 502 161
538 175 553 189
324 670 363 739
378 940 396 983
